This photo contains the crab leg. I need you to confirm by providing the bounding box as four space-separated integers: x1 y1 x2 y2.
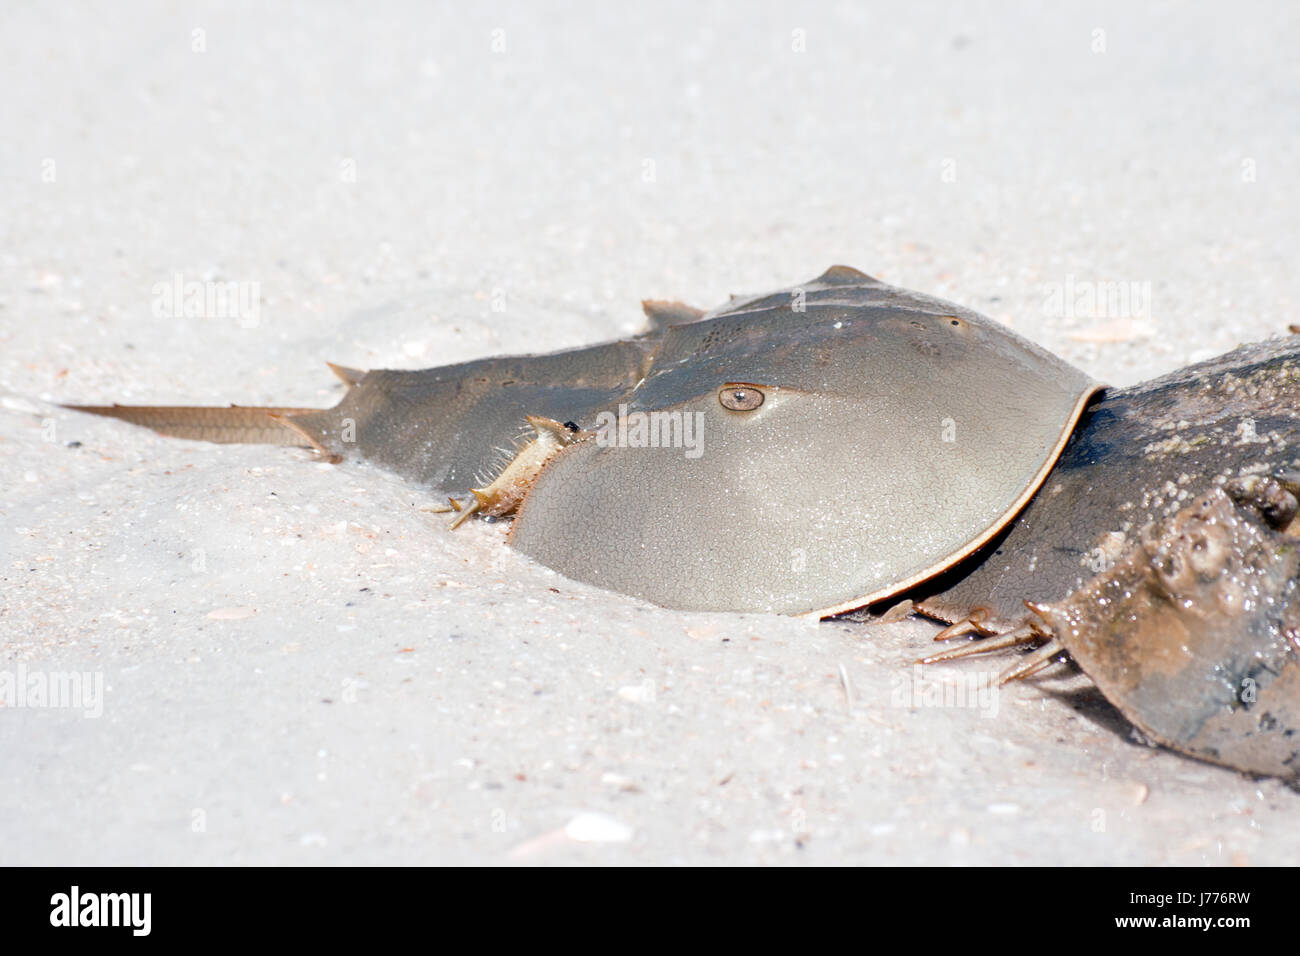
427 416 586 529
931 608 997 642
995 637 1067 684
917 622 1041 664
449 497 483 530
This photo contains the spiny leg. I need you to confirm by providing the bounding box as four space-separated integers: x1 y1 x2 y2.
918 623 1041 665
431 416 586 531
932 607 997 642
996 637 1067 684
448 493 485 530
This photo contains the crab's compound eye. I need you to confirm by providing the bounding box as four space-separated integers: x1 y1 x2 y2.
718 384 765 411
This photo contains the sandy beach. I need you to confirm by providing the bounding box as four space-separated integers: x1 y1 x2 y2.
3 0 1298 864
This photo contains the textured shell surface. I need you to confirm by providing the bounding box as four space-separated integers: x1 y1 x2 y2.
509 267 1097 615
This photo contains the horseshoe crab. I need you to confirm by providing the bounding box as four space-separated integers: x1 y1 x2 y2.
915 336 1300 781
65 266 1099 616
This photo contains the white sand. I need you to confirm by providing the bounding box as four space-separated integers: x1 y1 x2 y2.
2 1 1298 864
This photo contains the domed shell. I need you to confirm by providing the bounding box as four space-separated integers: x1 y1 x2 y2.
509 266 1100 616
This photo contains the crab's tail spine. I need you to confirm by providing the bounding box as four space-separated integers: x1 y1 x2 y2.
61 404 324 447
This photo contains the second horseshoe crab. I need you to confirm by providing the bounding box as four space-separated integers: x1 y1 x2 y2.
915 337 1300 782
